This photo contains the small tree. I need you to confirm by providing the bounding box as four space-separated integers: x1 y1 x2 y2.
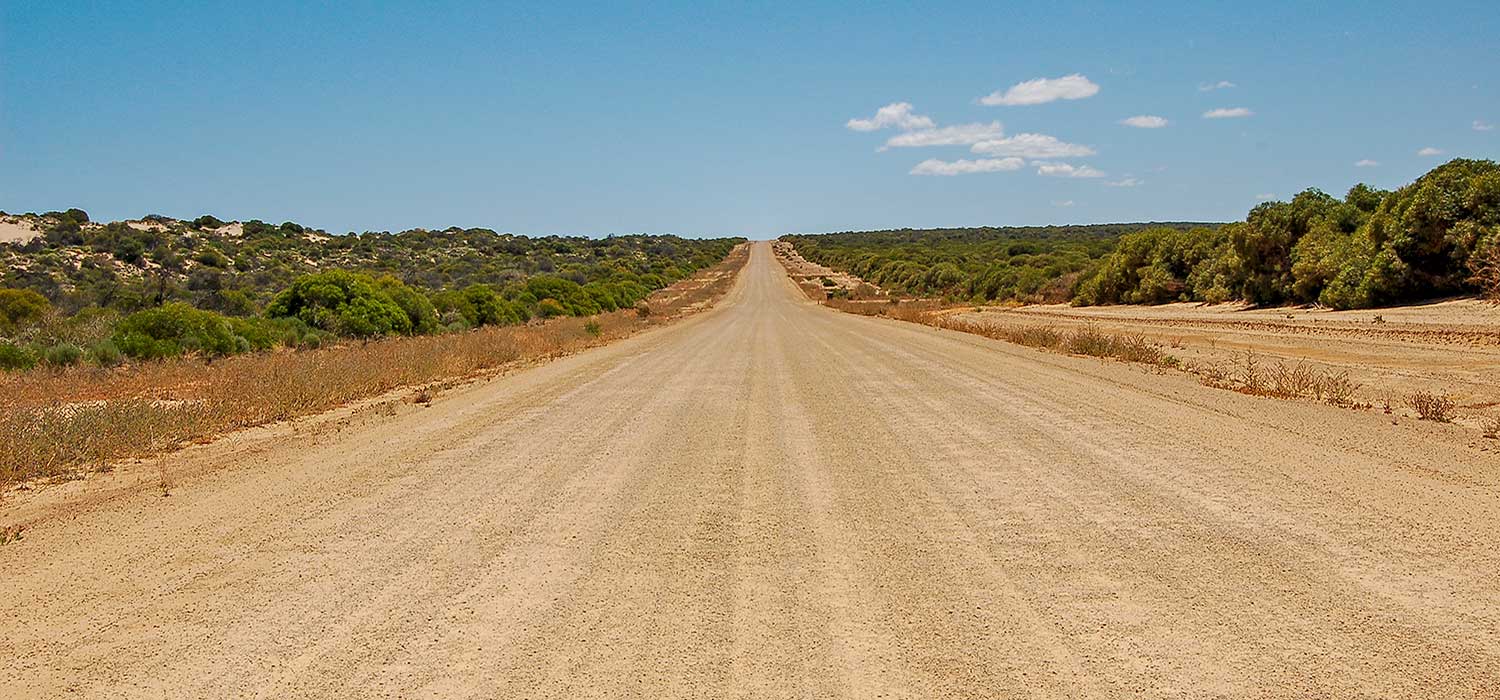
266 270 412 338
376 276 440 335
0 288 51 335
112 303 238 359
1471 227 1500 302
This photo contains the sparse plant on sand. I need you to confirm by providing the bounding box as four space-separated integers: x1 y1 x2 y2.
1239 351 1264 395
1408 391 1457 422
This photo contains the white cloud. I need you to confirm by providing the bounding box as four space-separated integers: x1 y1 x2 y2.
1052 200 1076 207
1199 80 1236 91
883 121 1005 149
1256 193 1276 200
1354 159 1380 167
979 73 1099 106
1475 120 1495 132
846 102 935 132
1203 107 1253 119
910 157 1026 176
970 133 1095 158
1417 147 1444 156
1035 161 1106 178
1106 177 1142 187
1119 115 1168 128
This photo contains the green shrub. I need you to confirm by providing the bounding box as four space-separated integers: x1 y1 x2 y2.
113 237 146 264
87 340 123 367
536 298 567 318
194 248 230 268
0 287 51 335
44 342 84 367
526 276 600 316
0 341 39 371
228 316 297 351
446 285 525 327
112 303 238 359
266 270 411 338
375 276 440 334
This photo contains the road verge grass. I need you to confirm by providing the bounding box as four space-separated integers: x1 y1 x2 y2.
1 245 748 491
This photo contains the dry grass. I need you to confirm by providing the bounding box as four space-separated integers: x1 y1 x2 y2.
812 274 1180 368
1195 352 1363 408
932 316 1179 368
825 297 947 323
0 245 748 490
1408 391 1458 422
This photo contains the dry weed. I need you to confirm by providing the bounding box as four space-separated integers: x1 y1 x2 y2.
1408 391 1457 422
1210 353 1364 407
931 317 1178 368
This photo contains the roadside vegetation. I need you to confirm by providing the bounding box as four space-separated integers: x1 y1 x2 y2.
0 245 748 489
784 247 1489 431
782 222 1201 304
0 210 741 370
787 159 1500 310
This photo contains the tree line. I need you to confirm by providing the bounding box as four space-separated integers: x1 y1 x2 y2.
785 159 1500 309
781 223 1209 303
0 213 742 370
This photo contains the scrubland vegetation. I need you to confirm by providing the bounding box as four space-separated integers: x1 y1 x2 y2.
0 245 748 488
787 159 1500 309
0 211 741 370
782 222 1197 304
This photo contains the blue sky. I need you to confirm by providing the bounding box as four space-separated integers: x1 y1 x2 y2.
2 1 1497 238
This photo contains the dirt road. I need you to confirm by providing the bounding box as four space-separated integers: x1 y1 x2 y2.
4 242 1499 698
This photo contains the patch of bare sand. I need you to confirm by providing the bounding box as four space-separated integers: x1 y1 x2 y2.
958 299 1500 414
771 240 874 293
0 217 40 244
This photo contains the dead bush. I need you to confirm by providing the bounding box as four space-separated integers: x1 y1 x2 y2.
933 318 1175 368
1408 391 1457 422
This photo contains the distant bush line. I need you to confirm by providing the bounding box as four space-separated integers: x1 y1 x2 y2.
0 215 742 370
784 158 1500 309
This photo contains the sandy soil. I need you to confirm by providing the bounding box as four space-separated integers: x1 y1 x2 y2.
125 220 169 233
956 301 1500 414
0 216 40 244
3 242 1499 698
773 240 873 293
